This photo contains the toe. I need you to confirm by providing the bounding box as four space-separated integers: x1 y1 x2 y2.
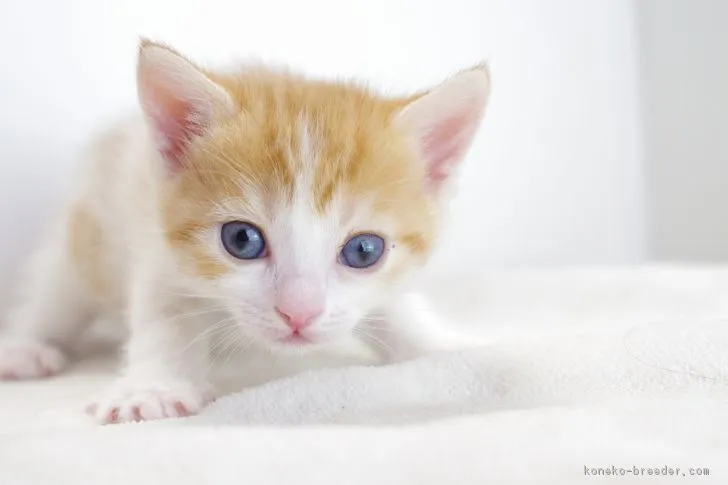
90 384 216 424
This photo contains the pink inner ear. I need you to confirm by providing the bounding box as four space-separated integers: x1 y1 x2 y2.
421 113 474 185
147 85 205 172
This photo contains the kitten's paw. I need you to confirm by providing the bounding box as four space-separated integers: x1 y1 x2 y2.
0 339 66 380
88 381 216 424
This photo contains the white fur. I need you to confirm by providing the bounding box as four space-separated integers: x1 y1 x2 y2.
0 47 487 424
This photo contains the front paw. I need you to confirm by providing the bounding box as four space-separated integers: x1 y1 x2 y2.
0 338 66 380
88 380 216 424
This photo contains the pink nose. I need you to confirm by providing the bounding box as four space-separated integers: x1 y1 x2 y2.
275 307 322 331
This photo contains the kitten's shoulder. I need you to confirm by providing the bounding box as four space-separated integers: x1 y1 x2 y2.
74 113 158 187
83 113 151 162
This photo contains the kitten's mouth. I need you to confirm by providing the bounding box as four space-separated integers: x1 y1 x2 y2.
278 331 314 345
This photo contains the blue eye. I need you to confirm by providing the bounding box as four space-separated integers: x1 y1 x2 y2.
221 221 266 260
340 233 385 269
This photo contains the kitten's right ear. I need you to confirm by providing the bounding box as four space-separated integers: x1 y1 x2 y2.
137 39 235 171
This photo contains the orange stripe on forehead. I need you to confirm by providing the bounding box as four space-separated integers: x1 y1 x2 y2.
210 70 422 216
308 99 403 214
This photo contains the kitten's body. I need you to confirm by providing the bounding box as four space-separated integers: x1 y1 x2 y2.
0 42 490 424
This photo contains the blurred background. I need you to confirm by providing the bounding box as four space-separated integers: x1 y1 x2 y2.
0 0 725 304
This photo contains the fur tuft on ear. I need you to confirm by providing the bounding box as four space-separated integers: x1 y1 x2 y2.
137 39 235 171
395 64 491 193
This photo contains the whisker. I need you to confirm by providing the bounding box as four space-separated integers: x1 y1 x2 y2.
354 327 393 355
223 334 257 366
163 306 229 324
357 319 396 333
208 325 242 356
182 317 237 353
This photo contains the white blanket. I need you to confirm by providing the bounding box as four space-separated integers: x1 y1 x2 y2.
1 265 727 484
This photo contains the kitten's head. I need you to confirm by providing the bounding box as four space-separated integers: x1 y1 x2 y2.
138 40 490 350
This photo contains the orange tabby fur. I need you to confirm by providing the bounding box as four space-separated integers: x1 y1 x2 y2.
153 40 469 280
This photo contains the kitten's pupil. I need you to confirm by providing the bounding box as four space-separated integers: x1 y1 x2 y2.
357 239 375 263
235 228 254 249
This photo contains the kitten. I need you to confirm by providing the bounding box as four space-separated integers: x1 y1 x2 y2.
0 40 490 424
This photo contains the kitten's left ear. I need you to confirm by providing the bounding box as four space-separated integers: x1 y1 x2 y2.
137 39 236 171
395 64 491 193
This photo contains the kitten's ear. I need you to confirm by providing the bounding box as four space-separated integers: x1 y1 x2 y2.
395 64 490 193
137 39 235 171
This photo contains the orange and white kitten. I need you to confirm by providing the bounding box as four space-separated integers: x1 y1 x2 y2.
0 40 490 423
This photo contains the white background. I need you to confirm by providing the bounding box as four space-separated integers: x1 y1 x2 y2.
0 0 723 303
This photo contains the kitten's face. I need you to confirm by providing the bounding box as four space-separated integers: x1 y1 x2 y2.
162 93 436 349
138 41 489 350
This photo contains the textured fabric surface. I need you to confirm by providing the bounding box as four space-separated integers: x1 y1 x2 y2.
1 265 727 484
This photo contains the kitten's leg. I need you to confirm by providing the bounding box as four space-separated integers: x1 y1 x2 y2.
90 271 217 424
370 292 485 362
0 229 94 380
